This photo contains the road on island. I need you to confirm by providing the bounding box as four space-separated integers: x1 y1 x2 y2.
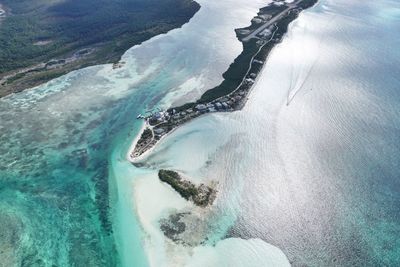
242 1 300 42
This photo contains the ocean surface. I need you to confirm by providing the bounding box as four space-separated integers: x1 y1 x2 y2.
1 0 399 266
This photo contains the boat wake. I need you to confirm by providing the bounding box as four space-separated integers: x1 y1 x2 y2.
286 12 337 106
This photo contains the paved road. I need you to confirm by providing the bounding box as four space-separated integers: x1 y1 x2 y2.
242 1 299 42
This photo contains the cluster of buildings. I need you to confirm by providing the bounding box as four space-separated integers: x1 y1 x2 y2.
148 110 168 124
256 24 277 43
251 14 273 24
140 57 264 143
132 0 307 161
132 5 277 159
238 0 299 44
237 9 278 45
134 74 262 160
256 26 282 46
140 85 251 141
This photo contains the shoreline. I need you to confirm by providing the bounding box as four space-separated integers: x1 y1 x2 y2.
127 123 147 162
127 75 263 164
128 109 217 163
127 54 269 164
129 0 318 163
0 0 201 98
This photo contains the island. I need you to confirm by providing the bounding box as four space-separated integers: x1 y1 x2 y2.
158 170 217 207
0 0 200 97
129 0 318 161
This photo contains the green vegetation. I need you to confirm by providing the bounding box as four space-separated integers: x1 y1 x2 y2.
169 0 318 112
136 128 153 147
298 0 319 9
199 40 260 103
158 170 198 201
141 128 153 139
0 0 199 72
166 39 264 112
158 170 216 206
5 73 25 84
0 0 200 95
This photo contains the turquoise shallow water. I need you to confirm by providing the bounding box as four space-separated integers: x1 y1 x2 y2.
0 69 149 265
134 0 400 265
1 0 399 266
153 0 400 266
0 0 270 265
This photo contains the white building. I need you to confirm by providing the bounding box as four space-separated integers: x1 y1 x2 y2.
195 104 207 111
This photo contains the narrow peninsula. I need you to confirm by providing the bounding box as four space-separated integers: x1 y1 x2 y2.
130 0 318 162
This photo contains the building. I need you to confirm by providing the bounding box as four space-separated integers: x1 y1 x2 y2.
152 112 164 121
259 29 272 38
256 40 266 46
252 18 263 24
259 14 272 20
237 29 251 35
245 78 255 84
195 104 207 111
272 1 285 6
235 96 242 101
154 128 165 135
